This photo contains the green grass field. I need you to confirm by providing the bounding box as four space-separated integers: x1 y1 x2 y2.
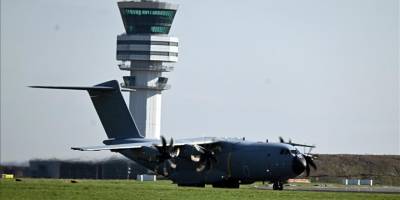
1 179 399 200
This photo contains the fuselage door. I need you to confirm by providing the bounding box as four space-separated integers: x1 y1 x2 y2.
242 165 250 179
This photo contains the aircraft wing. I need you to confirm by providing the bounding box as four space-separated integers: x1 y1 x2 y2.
71 137 220 151
71 142 153 151
171 137 220 146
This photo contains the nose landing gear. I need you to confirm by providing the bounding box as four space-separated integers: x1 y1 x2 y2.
272 181 283 190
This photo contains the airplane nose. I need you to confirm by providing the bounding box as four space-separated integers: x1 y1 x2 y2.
292 154 306 175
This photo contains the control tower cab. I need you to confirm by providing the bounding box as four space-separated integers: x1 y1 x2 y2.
116 0 179 139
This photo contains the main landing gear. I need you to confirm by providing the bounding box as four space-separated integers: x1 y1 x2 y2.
212 180 240 188
272 181 283 190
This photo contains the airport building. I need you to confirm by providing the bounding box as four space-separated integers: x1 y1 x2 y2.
28 159 149 179
116 0 179 139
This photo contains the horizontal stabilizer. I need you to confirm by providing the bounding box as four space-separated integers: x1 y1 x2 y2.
71 142 152 151
29 85 115 91
31 80 143 139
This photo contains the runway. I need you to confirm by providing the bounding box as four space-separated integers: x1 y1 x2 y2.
256 185 400 194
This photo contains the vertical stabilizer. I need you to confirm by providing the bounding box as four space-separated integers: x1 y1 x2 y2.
88 80 143 139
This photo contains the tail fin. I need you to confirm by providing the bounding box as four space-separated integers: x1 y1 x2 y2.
30 80 143 139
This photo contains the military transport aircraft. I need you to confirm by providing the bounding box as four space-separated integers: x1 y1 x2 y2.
31 80 317 190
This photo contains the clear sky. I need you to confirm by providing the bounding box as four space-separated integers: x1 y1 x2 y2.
1 0 399 163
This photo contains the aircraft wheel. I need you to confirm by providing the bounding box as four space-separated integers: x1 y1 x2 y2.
278 182 283 190
212 180 239 188
178 183 205 187
228 181 240 188
272 181 283 190
272 182 278 190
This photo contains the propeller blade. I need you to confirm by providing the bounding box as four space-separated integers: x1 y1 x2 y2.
161 136 167 150
189 144 220 172
191 155 201 162
167 159 177 169
305 163 310 177
302 154 317 177
304 155 317 169
193 144 205 154
308 158 317 170
307 147 313 154
169 138 174 148
155 136 180 172
279 137 285 143
171 148 180 158
196 163 206 172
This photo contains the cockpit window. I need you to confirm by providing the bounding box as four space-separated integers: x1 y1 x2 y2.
280 149 290 155
281 149 300 155
290 150 299 155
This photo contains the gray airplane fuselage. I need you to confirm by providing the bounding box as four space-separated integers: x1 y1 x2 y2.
116 139 303 186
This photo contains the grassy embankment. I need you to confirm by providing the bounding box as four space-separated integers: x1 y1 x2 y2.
1 179 399 200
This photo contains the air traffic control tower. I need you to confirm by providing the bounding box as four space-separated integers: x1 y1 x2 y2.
116 0 178 139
